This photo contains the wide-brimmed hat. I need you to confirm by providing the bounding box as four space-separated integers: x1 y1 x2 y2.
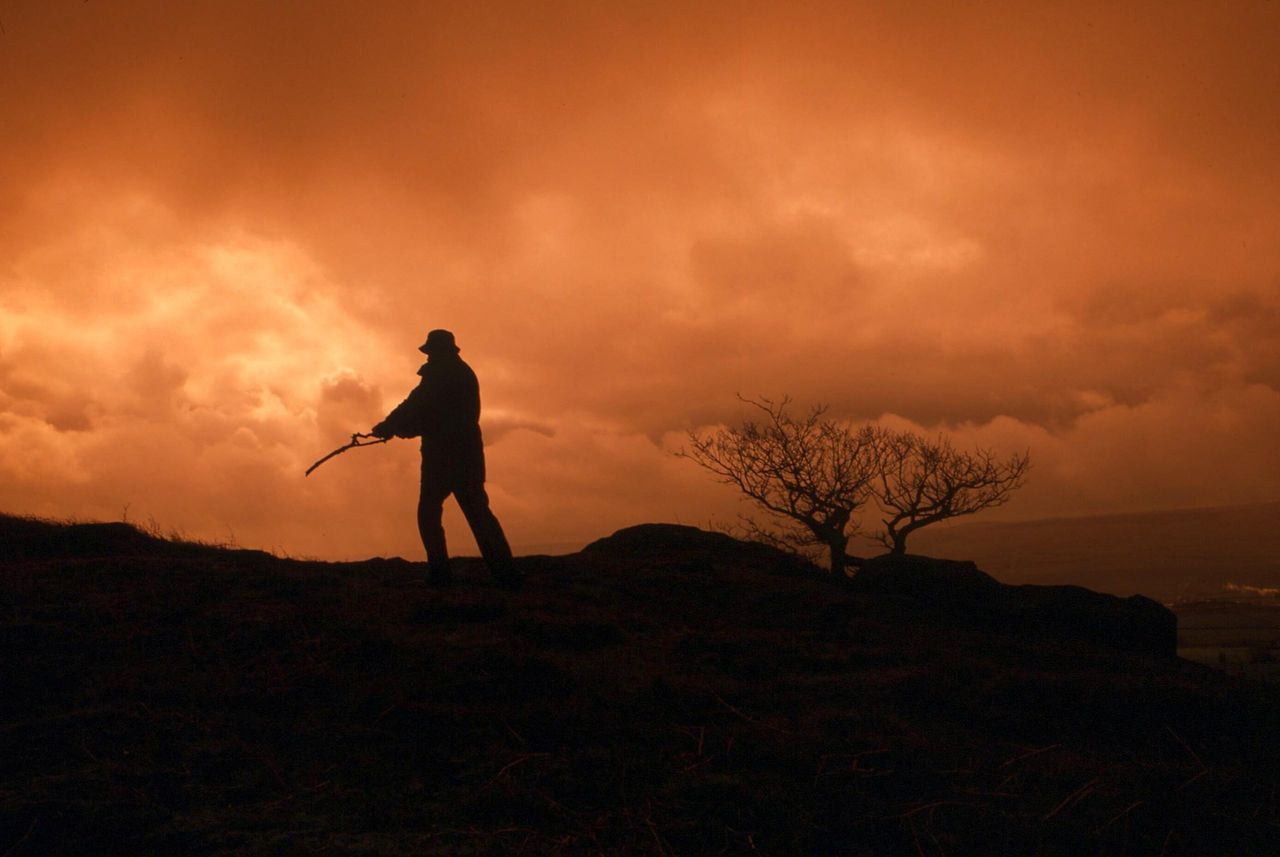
419 329 460 354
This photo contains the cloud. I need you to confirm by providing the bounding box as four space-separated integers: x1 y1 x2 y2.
1 1 1278 557
869 380 1280 521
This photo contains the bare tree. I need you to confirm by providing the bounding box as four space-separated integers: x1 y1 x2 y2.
681 396 1033 569
872 431 1030 555
681 396 882 577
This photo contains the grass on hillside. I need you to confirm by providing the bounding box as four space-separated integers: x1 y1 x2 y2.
3 515 1279 854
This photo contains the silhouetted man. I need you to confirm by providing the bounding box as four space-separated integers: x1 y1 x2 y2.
372 330 520 587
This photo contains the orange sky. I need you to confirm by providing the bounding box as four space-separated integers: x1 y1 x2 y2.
2 1 1278 559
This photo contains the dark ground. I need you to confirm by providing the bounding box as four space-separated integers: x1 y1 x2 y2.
2 514 1278 855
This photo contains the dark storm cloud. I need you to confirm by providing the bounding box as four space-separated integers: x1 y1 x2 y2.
1 1 1278 555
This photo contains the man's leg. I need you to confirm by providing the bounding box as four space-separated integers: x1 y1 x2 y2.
453 482 520 585
417 471 454 583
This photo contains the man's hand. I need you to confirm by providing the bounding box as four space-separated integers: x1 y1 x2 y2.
371 421 393 439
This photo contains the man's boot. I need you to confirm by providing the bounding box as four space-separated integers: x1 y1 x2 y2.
454 483 520 588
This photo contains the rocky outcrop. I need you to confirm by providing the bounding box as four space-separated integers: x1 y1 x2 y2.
587 526 1177 658
853 553 1178 658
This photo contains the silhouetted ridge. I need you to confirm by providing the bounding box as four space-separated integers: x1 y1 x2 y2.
0 514 273 563
0 516 165 560
4 511 1278 853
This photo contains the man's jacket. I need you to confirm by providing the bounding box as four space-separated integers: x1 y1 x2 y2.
379 354 486 482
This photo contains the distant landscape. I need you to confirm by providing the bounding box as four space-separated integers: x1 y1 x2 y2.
903 500 1280 603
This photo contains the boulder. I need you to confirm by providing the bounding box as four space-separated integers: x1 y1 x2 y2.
583 523 818 575
853 553 1177 658
584 523 747 557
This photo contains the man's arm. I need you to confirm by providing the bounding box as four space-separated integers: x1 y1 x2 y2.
372 382 434 438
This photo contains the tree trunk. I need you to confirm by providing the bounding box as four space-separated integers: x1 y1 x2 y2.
828 536 852 578
890 530 908 554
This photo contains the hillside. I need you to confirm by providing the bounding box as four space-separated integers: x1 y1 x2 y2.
3 513 1280 854
908 501 1280 601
